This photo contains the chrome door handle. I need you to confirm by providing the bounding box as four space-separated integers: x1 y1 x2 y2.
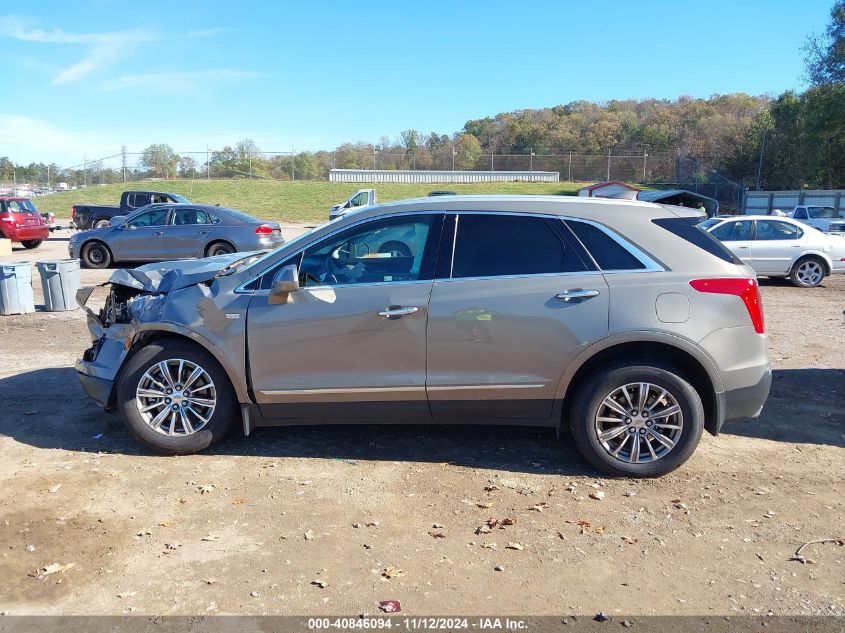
153 231 163 236
737 245 748 249
556 289 600 302
378 306 419 318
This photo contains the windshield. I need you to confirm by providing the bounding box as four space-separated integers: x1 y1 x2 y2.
808 206 839 219
171 194 191 204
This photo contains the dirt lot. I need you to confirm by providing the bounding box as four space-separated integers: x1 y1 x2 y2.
0 230 843 617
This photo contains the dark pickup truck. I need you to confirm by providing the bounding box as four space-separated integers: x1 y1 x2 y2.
72 190 191 230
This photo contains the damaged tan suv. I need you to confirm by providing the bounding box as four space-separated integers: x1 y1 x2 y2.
76 195 771 477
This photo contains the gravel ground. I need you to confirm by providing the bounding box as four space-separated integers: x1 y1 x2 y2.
0 229 843 617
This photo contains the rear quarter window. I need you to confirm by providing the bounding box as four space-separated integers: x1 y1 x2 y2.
565 220 646 271
654 217 741 264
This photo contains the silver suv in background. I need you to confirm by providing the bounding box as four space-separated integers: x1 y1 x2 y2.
75 195 771 477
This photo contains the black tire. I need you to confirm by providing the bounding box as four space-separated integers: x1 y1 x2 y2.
789 257 825 288
568 359 704 478
81 241 112 269
116 338 238 454
378 241 412 257
21 240 42 249
205 241 236 257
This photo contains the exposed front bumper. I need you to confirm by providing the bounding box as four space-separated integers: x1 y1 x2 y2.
76 369 114 408
75 335 130 408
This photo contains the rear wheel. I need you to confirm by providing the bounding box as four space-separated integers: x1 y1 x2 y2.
790 258 825 287
81 241 112 269
206 241 236 257
569 360 704 477
21 240 42 249
93 218 111 229
116 338 238 454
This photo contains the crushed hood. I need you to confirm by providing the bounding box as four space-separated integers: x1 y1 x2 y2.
106 252 262 293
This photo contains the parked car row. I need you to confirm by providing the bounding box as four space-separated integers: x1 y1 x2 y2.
700 215 845 287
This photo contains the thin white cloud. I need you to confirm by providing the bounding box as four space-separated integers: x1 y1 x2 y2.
0 16 224 84
103 69 266 91
0 113 114 165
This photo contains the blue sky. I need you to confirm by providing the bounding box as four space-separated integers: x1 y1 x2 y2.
0 0 833 166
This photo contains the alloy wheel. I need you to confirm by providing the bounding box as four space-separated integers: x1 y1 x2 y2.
796 260 823 286
593 382 684 464
135 359 217 436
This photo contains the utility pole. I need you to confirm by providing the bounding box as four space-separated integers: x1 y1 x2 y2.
206 145 210 179
452 146 456 171
373 147 378 171
291 145 295 181
47 164 50 188
490 145 494 171
642 149 648 182
529 149 535 182
606 149 611 181
755 130 767 191
83 155 87 187
568 150 572 182
121 145 127 183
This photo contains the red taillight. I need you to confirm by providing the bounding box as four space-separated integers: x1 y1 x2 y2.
689 277 764 334
255 224 274 236
71 206 76 217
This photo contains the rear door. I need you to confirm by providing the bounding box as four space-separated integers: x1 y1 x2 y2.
165 208 216 258
750 219 804 275
108 207 171 261
426 212 608 420
709 219 755 268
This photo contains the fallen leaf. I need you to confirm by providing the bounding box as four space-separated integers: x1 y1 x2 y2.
48 484 62 494
365 521 380 527
428 531 446 539
311 579 328 588
505 542 524 550
501 517 517 526
484 485 501 492
202 578 218 585
578 519 591 534
304 530 314 540
481 542 497 549
622 536 639 544
494 564 505 571
158 521 175 528
232 498 245 505
593 526 606 534
117 591 136 598
200 535 219 542
477 502 494 509
381 567 404 579
529 503 549 512
36 563 74 578
589 491 605 501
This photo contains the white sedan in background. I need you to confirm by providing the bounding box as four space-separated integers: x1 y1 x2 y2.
700 215 845 287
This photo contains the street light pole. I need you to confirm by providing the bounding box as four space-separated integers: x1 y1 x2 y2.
452 146 456 171
530 149 535 182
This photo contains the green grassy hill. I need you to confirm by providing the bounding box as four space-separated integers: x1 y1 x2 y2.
37 180 592 224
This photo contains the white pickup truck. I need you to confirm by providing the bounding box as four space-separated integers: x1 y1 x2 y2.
329 189 377 221
790 205 845 235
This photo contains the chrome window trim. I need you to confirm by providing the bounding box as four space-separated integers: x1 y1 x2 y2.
248 278 435 296
235 209 663 294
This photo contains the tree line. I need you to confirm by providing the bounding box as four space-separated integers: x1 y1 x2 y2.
3 2 844 192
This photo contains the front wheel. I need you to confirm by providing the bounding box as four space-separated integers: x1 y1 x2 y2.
116 338 238 454
81 241 112 268
790 258 825 287
569 361 704 477
21 240 43 249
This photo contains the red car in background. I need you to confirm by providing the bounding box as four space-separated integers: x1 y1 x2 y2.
0 197 50 249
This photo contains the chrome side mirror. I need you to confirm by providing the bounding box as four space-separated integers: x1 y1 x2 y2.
269 264 300 303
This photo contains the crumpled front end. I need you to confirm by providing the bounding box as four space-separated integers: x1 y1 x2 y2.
75 283 167 408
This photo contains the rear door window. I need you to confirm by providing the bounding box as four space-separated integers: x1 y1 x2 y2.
754 220 802 241
451 214 590 278
709 219 753 242
565 220 646 271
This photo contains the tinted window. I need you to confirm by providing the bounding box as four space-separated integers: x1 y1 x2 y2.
297 215 438 287
755 220 801 241
808 206 838 219
7 200 38 214
793 208 808 219
127 193 151 209
710 220 753 241
654 217 740 264
127 208 169 227
451 214 588 278
566 220 646 271
172 209 212 225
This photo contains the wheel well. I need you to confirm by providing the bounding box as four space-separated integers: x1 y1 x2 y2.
82 238 113 257
111 331 239 408
205 239 235 255
561 341 717 433
791 254 830 276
